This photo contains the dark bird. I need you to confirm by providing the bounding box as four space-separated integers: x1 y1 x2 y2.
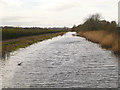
18 62 23 66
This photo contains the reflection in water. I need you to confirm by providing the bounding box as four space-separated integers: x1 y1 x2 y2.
2 32 119 88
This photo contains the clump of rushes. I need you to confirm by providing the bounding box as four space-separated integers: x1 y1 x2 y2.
2 32 66 58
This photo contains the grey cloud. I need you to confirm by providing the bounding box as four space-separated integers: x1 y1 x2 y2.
2 16 25 22
0 0 7 5
1 0 118 27
47 0 82 11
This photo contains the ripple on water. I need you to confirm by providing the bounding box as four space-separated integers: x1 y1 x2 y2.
2 32 118 88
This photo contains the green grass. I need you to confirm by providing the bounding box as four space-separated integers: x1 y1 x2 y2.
2 32 66 58
2 27 68 58
2 27 67 40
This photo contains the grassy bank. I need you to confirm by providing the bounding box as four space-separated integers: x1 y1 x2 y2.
2 27 67 40
77 30 120 54
2 26 68 58
2 31 66 58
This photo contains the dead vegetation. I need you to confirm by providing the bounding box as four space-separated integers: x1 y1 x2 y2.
78 31 120 53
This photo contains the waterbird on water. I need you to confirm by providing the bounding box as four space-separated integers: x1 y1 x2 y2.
18 62 23 66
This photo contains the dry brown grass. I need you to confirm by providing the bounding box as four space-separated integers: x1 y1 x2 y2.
112 40 120 52
85 31 106 43
100 34 115 48
78 30 120 53
79 31 107 43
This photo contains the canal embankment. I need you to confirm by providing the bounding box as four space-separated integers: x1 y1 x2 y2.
77 30 120 55
2 27 67 58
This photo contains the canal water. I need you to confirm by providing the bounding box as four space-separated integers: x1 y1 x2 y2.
1 32 119 88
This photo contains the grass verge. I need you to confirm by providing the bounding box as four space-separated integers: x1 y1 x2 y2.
2 32 66 58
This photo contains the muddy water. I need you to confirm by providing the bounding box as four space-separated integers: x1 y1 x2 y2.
1 32 119 88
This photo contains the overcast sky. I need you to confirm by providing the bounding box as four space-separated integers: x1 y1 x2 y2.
0 0 119 27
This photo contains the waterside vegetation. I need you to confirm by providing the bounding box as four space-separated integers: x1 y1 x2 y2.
73 14 120 54
2 27 68 58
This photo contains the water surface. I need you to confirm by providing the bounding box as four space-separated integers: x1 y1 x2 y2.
2 32 118 88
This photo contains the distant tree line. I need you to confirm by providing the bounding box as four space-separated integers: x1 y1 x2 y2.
2 26 70 31
72 14 117 32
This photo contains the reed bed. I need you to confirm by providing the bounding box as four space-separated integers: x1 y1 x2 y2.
78 31 120 53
